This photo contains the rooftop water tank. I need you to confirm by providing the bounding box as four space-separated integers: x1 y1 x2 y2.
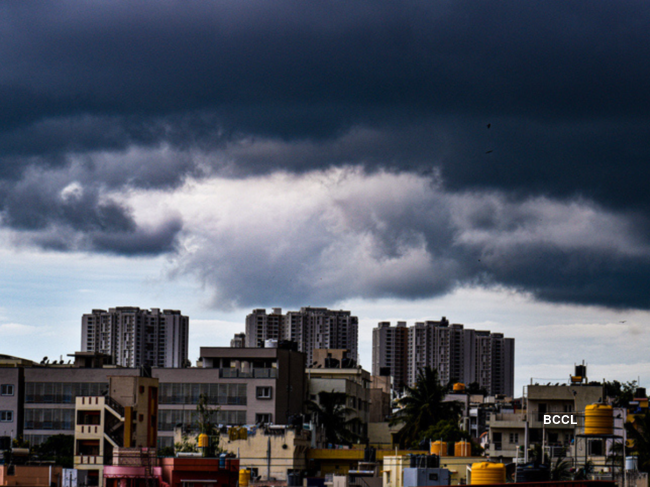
454 441 471 457
471 463 506 485
430 441 447 456
585 404 613 436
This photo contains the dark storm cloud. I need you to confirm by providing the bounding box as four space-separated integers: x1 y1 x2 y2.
0 167 183 255
3 0 650 307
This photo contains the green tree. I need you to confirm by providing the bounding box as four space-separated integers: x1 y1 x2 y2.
308 391 361 446
550 447 572 480
601 380 637 408
37 434 74 468
174 433 198 453
391 367 461 447
196 393 221 456
627 413 650 472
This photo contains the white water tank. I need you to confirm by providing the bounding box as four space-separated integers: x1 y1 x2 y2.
626 456 638 471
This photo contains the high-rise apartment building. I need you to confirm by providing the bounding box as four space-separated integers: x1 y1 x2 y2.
81 307 189 368
245 308 284 347
245 307 358 366
372 321 409 390
372 318 514 396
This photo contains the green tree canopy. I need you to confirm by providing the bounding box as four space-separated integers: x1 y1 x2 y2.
391 367 461 447
627 412 650 472
37 434 74 468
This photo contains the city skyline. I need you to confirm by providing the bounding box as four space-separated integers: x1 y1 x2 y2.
1 1 649 396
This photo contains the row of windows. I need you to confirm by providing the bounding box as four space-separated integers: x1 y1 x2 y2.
25 383 108 404
24 408 74 430
158 409 246 431
21 381 269 407
159 383 247 405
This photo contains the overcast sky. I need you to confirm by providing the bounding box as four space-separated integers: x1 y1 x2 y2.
1 0 649 393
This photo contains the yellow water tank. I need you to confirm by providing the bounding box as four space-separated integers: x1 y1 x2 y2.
585 404 614 435
430 441 447 456
455 441 471 457
471 463 506 485
453 383 466 392
239 469 250 487
198 433 209 448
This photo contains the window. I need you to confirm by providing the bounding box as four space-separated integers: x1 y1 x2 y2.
255 413 272 425
509 433 519 444
492 432 502 450
256 387 272 399
1 385 14 396
0 411 13 422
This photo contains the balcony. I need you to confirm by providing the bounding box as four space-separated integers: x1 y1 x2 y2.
75 455 103 465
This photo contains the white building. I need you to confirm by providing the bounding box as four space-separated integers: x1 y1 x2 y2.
81 307 189 368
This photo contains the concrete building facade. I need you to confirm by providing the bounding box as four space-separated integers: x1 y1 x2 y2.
81 307 189 368
486 383 604 462
15 349 305 450
373 318 514 396
73 374 159 485
0 367 22 448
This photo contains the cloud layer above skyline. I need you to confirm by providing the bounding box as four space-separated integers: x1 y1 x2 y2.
2 1 650 312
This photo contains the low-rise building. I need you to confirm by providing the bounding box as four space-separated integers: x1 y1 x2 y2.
73 374 159 485
13 348 305 450
307 350 370 444
486 382 604 463
0 366 22 449
221 425 309 481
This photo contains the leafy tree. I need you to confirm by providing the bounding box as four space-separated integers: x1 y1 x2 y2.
601 380 637 408
196 393 221 456
626 412 650 472
391 367 461 447
422 419 470 443
37 434 74 468
308 391 361 446
174 433 198 453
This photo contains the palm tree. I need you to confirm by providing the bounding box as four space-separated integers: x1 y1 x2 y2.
308 391 361 446
390 367 461 447
551 449 572 481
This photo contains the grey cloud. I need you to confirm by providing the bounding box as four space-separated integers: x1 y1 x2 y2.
162 171 650 310
0 167 183 255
